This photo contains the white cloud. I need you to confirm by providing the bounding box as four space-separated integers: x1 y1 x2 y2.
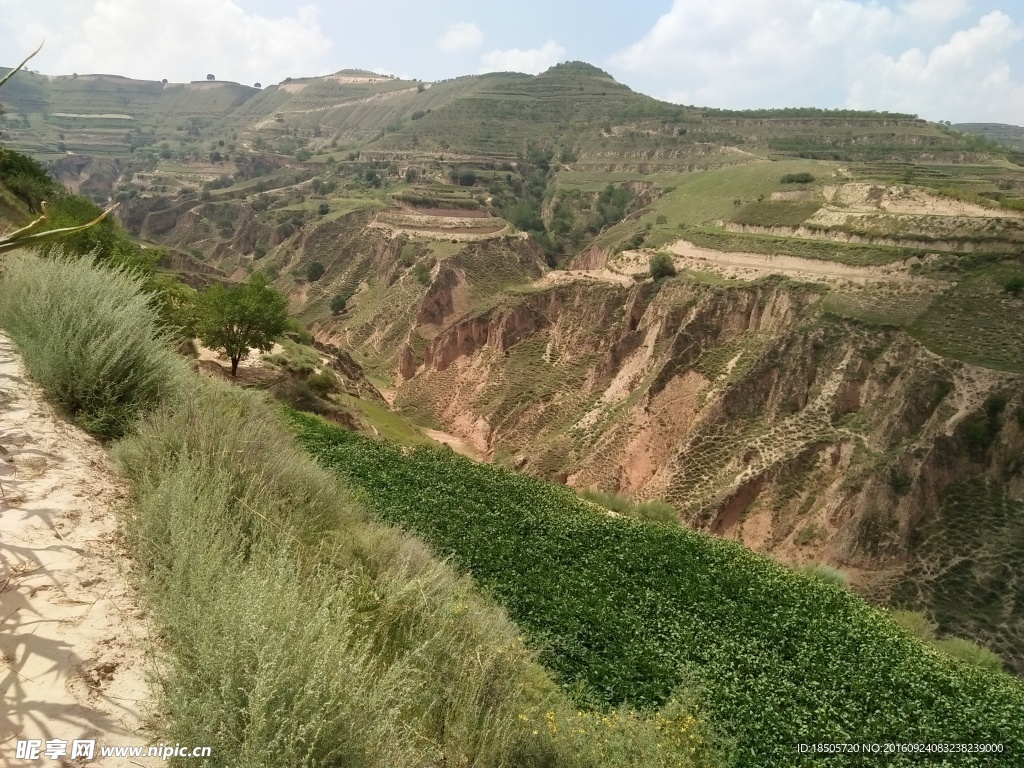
437 21 482 53
480 40 566 74
610 0 1024 123
6 0 332 85
850 11 1024 123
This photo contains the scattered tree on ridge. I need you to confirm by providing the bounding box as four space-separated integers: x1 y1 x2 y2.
206 73 215 81
649 252 677 280
195 273 288 377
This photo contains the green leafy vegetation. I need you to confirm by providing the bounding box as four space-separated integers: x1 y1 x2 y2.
291 415 1024 767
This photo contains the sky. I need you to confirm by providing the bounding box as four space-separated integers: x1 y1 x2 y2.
1 0 1022 124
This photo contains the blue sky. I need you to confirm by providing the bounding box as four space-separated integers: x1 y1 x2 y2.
1 1 1022 123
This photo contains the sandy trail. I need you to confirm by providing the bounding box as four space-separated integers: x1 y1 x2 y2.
533 268 633 289
612 240 930 287
0 334 161 766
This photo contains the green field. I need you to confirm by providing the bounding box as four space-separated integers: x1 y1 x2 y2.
290 412 1024 768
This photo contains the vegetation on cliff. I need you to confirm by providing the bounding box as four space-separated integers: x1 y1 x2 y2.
290 413 1024 767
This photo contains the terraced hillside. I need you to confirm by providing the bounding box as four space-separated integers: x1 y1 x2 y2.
5 59 1024 679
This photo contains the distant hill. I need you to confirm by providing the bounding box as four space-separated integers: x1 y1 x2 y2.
953 122 1024 151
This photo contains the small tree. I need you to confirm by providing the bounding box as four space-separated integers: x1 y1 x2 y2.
649 252 676 280
195 273 288 377
206 73 215 81
318 202 330 216
330 294 347 314
306 261 326 281
254 82 261 88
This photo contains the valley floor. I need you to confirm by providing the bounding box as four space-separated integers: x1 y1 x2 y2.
0 334 159 766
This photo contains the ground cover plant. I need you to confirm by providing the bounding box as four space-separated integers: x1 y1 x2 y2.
291 414 1024 767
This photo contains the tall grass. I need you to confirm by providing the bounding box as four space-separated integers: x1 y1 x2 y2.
579 488 678 524
114 379 547 767
0 251 185 437
113 366 723 766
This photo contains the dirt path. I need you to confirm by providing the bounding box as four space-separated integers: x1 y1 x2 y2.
613 240 929 287
0 334 161 766
533 268 634 289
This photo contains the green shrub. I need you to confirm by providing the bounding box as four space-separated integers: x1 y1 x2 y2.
634 501 678 524
780 173 815 184
330 294 347 314
0 252 184 438
306 368 338 396
890 467 913 496
284 318 314 345
649 252 676 280
1003 276 1024 296
412 262 431 286
306 261 326 281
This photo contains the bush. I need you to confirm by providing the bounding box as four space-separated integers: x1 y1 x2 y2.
780 173 815 184
1003 276 1024 296
306 261 326 281
0 252 185 438
412 262 431 286
283 318 314 346
330 294 347 314
318 202 330 216
306 368 338 396
649 252 677 280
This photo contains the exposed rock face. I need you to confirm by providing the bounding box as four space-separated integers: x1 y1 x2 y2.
393 276 1023 596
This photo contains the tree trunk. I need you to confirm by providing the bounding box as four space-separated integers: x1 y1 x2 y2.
230 354 240 377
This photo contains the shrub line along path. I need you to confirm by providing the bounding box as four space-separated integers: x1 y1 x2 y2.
0 333 160 766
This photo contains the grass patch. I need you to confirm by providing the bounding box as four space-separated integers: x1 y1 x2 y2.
730 201 821 227
579 488 678 524
0 251 185 438
291 414 1024 767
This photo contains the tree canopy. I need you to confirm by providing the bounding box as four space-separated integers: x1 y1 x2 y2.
196 273 288 376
